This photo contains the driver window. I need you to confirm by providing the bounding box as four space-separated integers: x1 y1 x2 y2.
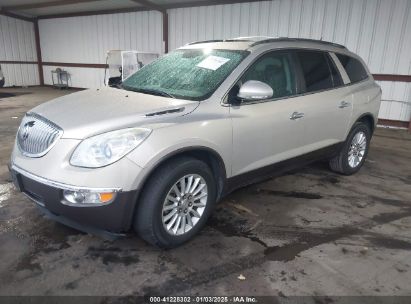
239 51 296 100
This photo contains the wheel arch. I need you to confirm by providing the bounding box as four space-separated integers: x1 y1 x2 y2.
136 146 227 203
353 113 376 134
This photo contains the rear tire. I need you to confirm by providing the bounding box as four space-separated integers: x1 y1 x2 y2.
134 157 216 248
329 122 371 175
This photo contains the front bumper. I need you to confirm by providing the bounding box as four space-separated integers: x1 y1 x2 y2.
9 164 139 235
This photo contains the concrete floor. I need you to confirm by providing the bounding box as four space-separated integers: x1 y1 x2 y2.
0 87 410 297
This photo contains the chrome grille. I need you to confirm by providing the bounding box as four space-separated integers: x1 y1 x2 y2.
17 113 63 157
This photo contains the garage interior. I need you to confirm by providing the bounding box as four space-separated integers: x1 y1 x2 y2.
1 0 411 299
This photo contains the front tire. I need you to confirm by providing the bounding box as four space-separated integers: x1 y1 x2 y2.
134 157 217 248
329 122 371 175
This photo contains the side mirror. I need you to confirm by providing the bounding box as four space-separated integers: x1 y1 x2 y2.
108 76 122 87
237 80 273 102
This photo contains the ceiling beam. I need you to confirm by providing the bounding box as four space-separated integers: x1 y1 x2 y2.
2 0 107 11
37 6 149 19
34 0 268 20
0 9 34 22
162 0 264 9
130 0 166 13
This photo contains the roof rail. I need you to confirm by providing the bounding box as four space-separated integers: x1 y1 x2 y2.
250 37 347 49
185 37 347 50
187 37 268 45
228 36 272 42
186 39 224 45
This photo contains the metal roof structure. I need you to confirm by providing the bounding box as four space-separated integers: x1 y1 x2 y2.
0 0 262 20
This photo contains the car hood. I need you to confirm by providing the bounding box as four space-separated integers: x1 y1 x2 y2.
31 87 199 139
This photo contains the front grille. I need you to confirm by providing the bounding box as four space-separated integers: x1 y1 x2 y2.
17 113 63 157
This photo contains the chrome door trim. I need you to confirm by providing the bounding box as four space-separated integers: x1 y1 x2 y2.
11 163 123 192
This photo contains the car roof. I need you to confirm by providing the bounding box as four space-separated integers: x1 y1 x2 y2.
179 36 355 56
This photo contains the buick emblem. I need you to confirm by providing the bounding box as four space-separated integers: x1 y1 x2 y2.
21 121 35 141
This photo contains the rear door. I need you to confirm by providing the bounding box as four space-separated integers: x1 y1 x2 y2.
334 53 380 127
294 50 353 152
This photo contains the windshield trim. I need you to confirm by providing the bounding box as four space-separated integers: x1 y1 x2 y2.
121 85 176 98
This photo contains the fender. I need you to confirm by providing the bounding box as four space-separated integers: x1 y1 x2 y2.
131 145 227 196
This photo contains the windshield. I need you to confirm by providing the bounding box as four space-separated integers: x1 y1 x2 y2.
122 49 249 100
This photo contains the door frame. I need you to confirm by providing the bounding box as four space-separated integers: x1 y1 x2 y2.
222 49 303 106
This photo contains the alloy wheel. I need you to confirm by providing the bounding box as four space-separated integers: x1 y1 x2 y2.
162 174 208 236
348 131 367 168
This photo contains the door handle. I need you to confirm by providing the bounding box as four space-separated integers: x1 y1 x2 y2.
290 111 304 120
339 101 351 108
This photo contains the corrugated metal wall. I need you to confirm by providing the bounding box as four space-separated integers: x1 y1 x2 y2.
168 0 411 123
42 66 105 89
0 15 39 86
6 0 408 122
38 11 163 88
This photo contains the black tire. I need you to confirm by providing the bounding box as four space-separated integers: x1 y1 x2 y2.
329 122 371 175
134 156 217 248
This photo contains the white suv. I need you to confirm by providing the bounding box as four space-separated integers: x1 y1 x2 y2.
9 37 381 248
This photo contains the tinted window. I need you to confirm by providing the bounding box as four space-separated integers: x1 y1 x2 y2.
336 54 368 83
297 51 334 92
240 52 296 100
326 54 343 87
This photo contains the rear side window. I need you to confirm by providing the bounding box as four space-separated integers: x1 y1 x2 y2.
296 51 334 93
325 54 343 87
336 54 368 83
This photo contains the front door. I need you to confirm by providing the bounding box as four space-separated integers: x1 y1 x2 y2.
228 50 307 177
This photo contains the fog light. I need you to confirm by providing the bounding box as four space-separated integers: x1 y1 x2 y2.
63 190 116 206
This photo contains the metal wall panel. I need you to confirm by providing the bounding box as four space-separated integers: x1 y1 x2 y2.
0 63 39 87
168 0 411 122
39 11 163 88
377 81 411 122
168 0 411 75
42 65 105 89
0 15 39 86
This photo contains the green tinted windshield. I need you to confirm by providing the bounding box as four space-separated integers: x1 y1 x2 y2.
122 49 249 100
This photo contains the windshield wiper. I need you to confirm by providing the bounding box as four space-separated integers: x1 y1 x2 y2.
122 86 175 98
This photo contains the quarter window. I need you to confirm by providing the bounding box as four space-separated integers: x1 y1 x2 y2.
336 54 369 83
240 52 296 100
296 51 334 92
326 54 343 87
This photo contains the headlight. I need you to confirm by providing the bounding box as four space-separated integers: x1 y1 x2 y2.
63 189 116 206
70 128 151 168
